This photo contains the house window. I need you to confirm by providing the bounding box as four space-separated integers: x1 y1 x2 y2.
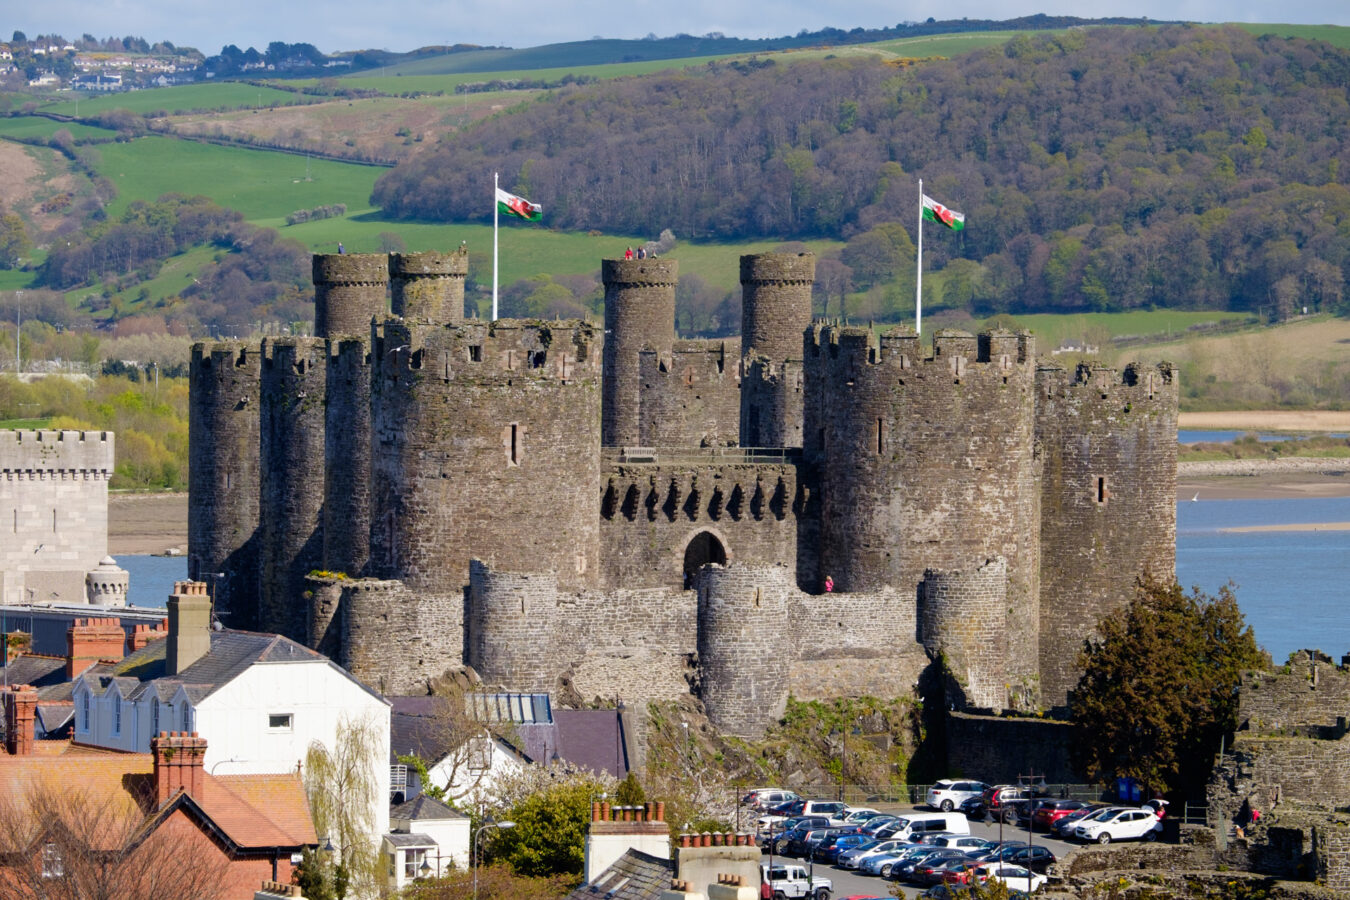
269 713 293 731
113 697 121 735
468 735 492 773
151 698 159 734
42 842 63 879
403 849 426 880
181 703 191 731
80 692 89 732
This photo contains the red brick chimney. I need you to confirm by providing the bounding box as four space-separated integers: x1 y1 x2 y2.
151 731 208 803
66 617 126 678
130 618 170 652
4 684 38 756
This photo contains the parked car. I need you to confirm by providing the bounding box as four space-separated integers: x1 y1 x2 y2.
838 838 910 869
803 827 858 859
1003 846 1056 873
958 795 988 821
1031 799 1091 830
1052 805 1108 838
1073 807 1161 844
888 812 971 842
761 863 832 900
774 818 833 855
908 849 972 885
761 800 850 830
964 842 1029 865
859 815 900 835
745 789 802 811
924 834 994 853
814 833 871 864
978 863 1048 893
927 780 990 812
857 847 915 877
841 808 883 825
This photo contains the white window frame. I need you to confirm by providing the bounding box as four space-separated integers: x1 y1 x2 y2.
268 713 294 731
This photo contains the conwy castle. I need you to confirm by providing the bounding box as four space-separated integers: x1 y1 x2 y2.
188 250 1177 736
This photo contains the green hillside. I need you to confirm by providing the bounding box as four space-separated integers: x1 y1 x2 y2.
38 83 312 117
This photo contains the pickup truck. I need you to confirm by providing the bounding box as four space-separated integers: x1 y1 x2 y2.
761 863 831 900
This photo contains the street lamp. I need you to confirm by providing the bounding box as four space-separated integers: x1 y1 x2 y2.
473 818 515 900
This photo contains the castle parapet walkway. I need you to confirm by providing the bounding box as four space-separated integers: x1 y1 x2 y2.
605 446 802 466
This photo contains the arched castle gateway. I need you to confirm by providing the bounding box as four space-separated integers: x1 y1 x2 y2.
189 249 1177 737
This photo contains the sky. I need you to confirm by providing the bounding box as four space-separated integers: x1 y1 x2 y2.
9 0 1350 55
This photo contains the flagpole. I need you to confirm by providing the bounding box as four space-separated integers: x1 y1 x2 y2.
492 172 500 322
916 178 923 336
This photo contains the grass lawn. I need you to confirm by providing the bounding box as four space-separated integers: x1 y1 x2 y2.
1229 23 1350 49
0 270 36 292
66 244 220 316
93 136 383 221
992 310 1251 351
39 83 313 117
328 55 730 94
0 117 118 141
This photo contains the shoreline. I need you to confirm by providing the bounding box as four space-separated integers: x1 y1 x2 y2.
1178 458 1350 501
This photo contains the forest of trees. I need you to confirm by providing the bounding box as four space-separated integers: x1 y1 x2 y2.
373 26 1350 318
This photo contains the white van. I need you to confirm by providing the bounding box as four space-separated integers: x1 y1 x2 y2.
887 812 970 841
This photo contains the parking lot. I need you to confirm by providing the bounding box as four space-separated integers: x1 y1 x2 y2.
760 805 1080 899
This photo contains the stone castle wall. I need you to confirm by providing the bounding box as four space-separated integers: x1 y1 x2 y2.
0 430 115 606
390 249 468 324
921 558 1015 710
1035 360 1179 707
740 253 814 447
602 258 677 447
1240 652 1350 731
636 341 741 449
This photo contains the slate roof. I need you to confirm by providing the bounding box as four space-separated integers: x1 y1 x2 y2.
391 793 466 821
0 654 66 688
565 849 674 900
385 832 436 848
79 629 386 706
35 703 73 737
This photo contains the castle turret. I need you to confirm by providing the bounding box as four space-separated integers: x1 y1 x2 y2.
696 563 791 737
390 249 469 324
602 258 677 447
1035 360 1178 707
259 337 327 641
312 253 388 339
808 326 1041 703
324 336 373 578
921 558 1025 711
466 560 559 692
188 342 260 625
739 252 814 448
369 318 602 592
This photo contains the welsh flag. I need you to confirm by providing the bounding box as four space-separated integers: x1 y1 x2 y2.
496 187 542 222
922 194 965 231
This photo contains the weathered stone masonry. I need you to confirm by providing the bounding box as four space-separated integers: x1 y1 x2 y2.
189 249 1177 727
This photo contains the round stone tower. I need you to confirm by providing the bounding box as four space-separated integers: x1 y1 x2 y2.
601 258 677 447
390 249 469 324
324 337 372 577
467 560 559 692
739 252 814 449
313 253 388 339
259 337 328 642
369 318 603 594
920 557 1022 711
696 563 792 738
86 556 128 607
188 341 261 627
812 326 1041 685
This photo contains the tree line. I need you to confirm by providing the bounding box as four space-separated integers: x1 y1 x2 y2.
372 25 1350 318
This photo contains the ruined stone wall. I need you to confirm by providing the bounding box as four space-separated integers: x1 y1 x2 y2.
369 319 602 593
259 338 327 642
1036 360 1178 708
1211 733 1350 815
598 459 800 589
188 343 260 626
809 326 1041 695
637 341 741 448
390 249 468 324
921 558 1015 710
602 258 677 447
339 578 463 695
0 430 115 607
1239 652 1350 731
944 712 1078 784
787 584 925 703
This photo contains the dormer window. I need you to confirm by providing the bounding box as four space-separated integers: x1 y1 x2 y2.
113 695 121 735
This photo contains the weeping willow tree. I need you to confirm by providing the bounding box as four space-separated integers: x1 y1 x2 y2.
305 713 383 899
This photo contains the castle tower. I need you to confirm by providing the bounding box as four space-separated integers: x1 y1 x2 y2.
601 258 677 447
369 318 603 593
1035 360 1178 707
809 326 1041 700
315 254 388 581
312 253 388 339
696 563 791 737
739 253 813 448
921 558 1024 711
390 249 469 324
259 338 327 641
188 342 260 626
466 560 559 692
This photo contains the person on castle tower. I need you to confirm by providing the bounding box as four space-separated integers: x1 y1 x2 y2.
824 575 834 593
624 246 634 259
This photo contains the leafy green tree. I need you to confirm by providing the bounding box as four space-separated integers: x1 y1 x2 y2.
485 776 608 878
305 714 384 898
1071 577 1265 795
0 213 31 269
614 771 646 806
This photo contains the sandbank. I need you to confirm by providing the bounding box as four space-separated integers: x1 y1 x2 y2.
108 492 188 556
1179 410 1350 433
1221 521 1350 533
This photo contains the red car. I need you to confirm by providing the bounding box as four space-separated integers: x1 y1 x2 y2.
1031 799 1091 830
941 862 987 887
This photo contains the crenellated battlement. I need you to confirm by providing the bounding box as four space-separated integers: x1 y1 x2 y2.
740 252 815 285
0 430 115 475
312 253 390 286
808 325 1035 370
261 336 326 372
1038 360 1177 402
601 257 678 286
390 249 468 323
374 318 599 384
313 253 389 339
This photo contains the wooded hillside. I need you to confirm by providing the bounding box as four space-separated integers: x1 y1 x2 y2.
373 26 1350 316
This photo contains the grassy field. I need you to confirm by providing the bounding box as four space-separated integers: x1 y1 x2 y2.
872 29 1073 58
990 310 1251 351
66 244 220 316
1229 23 1350 49
327 55 733 94
93 136 383 221
0 117 118 141
38 83 313 117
